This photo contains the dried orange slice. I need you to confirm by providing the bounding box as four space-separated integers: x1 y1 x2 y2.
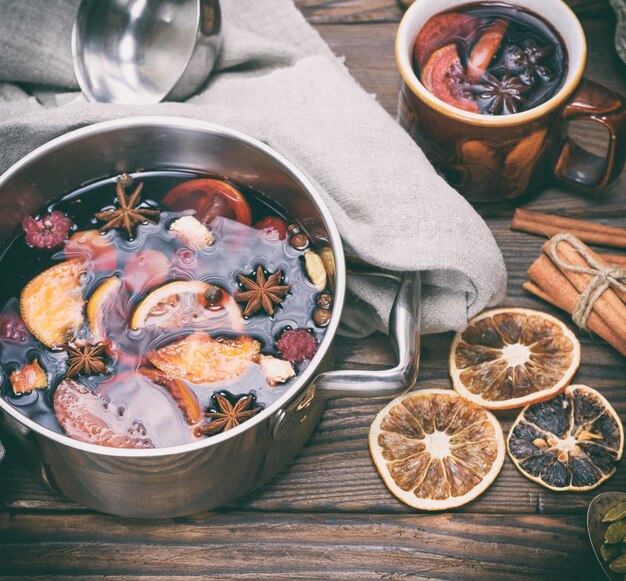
20 259 85 348
87 275 122 342
147 331 260 384
449 308 580 410
369 389 505 510
130 280 243 332
508 385 624 491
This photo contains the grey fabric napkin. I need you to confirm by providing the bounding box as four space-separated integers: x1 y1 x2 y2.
0 0 506 338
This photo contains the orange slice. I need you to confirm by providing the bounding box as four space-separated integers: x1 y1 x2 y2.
369 389 505 510
10 358 47 394
87 275 122 342
139 367 202 425
147 331 261 384
20 259 85 348
467 20 508 81
449 308 581 410
508 384 624 491
130 280 243 332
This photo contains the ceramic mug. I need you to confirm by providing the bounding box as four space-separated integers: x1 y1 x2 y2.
396 0 626 202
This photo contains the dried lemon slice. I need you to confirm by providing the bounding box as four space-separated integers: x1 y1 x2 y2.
20 259 85 348
450 308 580 410
369 389 505 510
508 384 624 491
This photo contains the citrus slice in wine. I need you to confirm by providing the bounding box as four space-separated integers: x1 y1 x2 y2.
147 331 260 384
20 259 86 348
449 308 580 410
87 275 122 342
508 384 623 491
369 389 505 510
130 280 243 332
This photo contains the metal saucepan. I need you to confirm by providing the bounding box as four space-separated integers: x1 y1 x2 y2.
0 117 421 517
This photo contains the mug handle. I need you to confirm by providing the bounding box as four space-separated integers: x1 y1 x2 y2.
554 79 626 190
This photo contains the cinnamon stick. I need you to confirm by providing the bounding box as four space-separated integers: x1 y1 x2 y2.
543 237 626 345
526 256 626 356
512 209 626 249
602 253 626 268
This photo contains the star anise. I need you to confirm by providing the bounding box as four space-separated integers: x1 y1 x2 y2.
64 343 108 377
503 39 555 86
198 393 261 436
95 181 160 239
235 265 291 317
472 72 530 115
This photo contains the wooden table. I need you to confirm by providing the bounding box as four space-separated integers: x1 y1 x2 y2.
1 1 625 578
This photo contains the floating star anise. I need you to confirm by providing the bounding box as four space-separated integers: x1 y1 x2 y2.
473 72 530 115
198 393 261 436
64 343 108 377
95 181 159 239
235 265 291 317
504 39 555 86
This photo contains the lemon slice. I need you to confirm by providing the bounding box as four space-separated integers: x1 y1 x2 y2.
450 308 580 410
20 259 85 348
369 389 505 510
130 280 243 332
87 275 122 342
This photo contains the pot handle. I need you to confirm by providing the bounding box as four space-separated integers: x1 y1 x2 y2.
312 269 421 399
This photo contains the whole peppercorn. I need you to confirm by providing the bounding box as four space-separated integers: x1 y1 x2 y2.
316 293 332 310
313 308 331 327
290 232 310 251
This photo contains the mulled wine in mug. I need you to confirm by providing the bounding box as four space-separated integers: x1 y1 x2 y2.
396 0 626 201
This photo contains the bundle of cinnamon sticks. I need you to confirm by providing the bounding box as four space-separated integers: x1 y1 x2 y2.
512 209 626 357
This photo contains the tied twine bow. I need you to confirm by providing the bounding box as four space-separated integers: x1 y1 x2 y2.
550 232 626 329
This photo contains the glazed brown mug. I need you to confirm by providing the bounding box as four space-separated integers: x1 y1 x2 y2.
396 0 626 202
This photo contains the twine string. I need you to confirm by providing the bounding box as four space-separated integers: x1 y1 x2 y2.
549 232 626 329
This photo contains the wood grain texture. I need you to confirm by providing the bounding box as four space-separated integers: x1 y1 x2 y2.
1 6 625 581
0 511 598 580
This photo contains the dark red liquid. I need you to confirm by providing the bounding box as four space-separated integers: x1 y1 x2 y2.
414 2 567 115
0 172 330 448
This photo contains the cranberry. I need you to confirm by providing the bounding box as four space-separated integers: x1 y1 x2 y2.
254 216 288 241
277 328 318 363
22 211 73 249
0 313 29 343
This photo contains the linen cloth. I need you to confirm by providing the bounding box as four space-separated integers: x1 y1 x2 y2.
0 0 506 337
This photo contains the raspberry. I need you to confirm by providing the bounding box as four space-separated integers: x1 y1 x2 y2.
276 328 318 362
0 313 29 343
23 211 73 249
254 216 288 241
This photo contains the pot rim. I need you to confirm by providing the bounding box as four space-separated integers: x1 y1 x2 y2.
0 116 346 457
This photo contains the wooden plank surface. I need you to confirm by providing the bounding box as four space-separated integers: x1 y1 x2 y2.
1 2 625 579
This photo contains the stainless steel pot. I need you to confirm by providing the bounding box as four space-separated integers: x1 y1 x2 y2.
0 117 421 517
